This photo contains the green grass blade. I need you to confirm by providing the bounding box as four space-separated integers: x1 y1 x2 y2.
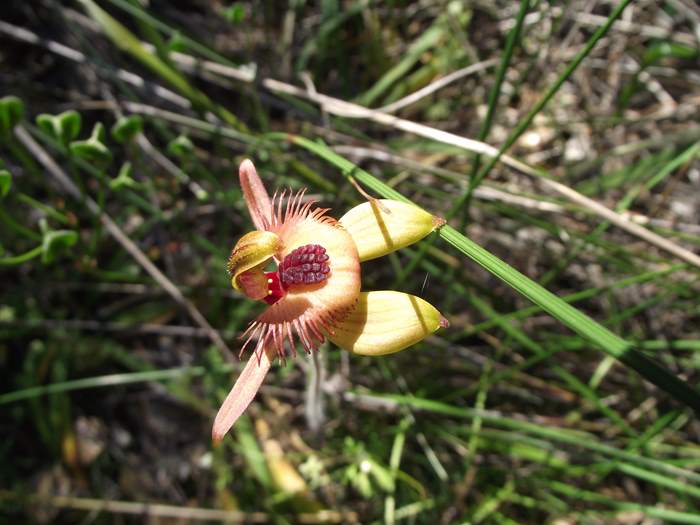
105 0 239 66
477 0 528 144
356 24 444 107
466 0 635 198
372 0 634 291
285 134 700 413
0 245 43 266
78 0 246 130
370 391 700 484
0 367 207 404
467 0 529 188
549 481 700 524
460 264 685 338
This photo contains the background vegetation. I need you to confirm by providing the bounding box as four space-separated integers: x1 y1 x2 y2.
1 0 700 523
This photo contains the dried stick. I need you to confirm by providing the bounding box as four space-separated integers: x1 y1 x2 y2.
262 79 700 270
376 59 498 114
0 491 356 524
5 19 699 268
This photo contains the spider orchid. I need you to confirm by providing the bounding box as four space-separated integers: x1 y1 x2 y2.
213 160 448 442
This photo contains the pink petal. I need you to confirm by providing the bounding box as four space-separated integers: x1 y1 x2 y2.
239 159 273 231
212 349 272 443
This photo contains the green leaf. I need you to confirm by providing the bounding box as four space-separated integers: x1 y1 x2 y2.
109 162 138 191
69 123 112 164
59 110 82 142
0 245 43 266
643 41 698 66
69 140 112 164
224 3 246 24
0 96 24 138
233 416 273 488
35 114 56 138
111 115 144 143
41 229 78 264
167 134 194 158
167 31 187 52
368 460 395 492
91 122 107 142
0 169 11 198
352 470 373 498
36 110 82 146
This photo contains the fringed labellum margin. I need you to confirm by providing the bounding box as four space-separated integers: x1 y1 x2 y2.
212 160 448 442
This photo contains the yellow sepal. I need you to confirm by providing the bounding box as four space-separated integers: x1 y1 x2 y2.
329 291 447 356
228 230 281 295
339 200 443 262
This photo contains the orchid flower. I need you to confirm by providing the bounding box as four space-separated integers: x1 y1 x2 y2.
213 160 448 442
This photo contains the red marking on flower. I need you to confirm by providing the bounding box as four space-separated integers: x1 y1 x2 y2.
262 271 286 305
279 244 331 287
